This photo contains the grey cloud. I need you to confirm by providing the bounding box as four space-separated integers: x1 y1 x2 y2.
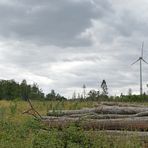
0 0 148 97
0 0 113 47
62 54 100 62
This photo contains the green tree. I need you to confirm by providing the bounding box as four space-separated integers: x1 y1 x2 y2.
6 80 20 100
29 83 44 100
46 89 57 100
20 79 30 100
87 90 100 101
101 80 108 97
46 89 66 100
0 79 20 100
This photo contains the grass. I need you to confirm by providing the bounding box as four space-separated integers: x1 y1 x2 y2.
0 100 145 148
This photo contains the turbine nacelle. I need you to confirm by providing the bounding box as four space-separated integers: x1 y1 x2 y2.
139 57 143 60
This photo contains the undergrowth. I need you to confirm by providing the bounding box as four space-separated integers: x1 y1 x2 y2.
0 100 144 148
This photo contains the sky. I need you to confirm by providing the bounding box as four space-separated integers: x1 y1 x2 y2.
0 0 148 98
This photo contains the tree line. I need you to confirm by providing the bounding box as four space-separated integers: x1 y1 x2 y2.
72 80 148 102
72 80 109 101
0 79 147 102
0 79 66 101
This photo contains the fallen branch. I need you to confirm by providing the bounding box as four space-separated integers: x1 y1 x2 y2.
23 99 42 120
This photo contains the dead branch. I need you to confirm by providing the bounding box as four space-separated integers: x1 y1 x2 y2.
22 99 42 120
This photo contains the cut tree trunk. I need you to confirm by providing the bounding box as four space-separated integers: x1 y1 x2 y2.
81 117 148 130
42 117 148 131
47 105 148 116
44 110 148 120
100 102 146 107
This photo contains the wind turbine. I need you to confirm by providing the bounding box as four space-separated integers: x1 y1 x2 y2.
131 42 148 96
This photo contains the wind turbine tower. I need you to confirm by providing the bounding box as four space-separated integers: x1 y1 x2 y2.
83 84 86 99
132 42 148 96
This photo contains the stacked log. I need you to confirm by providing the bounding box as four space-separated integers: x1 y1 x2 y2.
43 104 148 131
23 100 148 145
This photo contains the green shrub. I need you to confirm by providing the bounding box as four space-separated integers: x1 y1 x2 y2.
9 101 17 115
0 107 6 121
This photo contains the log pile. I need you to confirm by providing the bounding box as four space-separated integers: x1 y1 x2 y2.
23 101 148 145
42 104 148 131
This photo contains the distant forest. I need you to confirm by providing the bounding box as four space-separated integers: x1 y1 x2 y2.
0 79 66 101
0 79 148 102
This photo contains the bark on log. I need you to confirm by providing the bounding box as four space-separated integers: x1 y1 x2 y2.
100 102 146 107
47 108 95 116
81 117 148 130
43 114 131 120
92 105 148 115
44 110 148 120
42 117 148 131
47 105 148 116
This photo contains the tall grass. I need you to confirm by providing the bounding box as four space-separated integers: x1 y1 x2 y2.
0 100 144 148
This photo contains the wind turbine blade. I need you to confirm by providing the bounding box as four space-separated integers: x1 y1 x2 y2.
131 59 140 65
141 41 144 58
142 58 148 64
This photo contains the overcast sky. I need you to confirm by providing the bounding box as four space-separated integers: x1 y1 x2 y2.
0 0 148 97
